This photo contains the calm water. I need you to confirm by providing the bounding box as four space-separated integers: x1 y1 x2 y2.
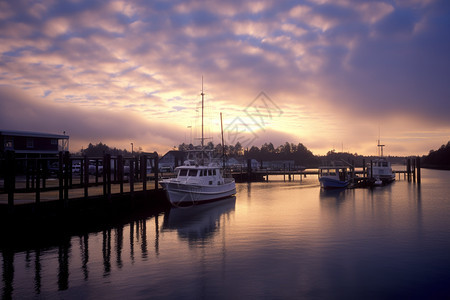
2 169 450 299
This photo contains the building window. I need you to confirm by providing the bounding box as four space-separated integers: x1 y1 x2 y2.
51 139 57 145
27 138 34 148
4 139 13 149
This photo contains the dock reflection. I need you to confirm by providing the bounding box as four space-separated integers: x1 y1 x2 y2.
163 197 236 244
0 209 165 299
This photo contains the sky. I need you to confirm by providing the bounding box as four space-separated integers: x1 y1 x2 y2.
1 0 449 156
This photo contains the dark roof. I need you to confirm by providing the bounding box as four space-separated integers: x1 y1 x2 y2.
0 130 69 139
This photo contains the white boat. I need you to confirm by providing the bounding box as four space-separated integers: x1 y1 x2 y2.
160 79 236 206
160 157 236 206
370 157 395 185
369 140 395 185
318 165 350 189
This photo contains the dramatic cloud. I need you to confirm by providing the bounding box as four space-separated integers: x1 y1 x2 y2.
1 0 449 155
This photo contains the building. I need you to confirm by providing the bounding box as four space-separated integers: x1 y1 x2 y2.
159 150 186 172
0 130 69 158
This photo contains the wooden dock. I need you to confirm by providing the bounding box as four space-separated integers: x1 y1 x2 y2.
232 157 422 184
0 151 170 221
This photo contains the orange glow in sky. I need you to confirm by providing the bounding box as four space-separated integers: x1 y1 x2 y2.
1 0 449 156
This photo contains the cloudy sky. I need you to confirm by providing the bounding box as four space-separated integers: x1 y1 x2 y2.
1 0 449 156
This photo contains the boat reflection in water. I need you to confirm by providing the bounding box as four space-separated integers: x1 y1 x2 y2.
163 196 236 243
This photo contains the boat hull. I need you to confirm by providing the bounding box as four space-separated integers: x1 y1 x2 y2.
160 181 236 207
319 177 349 189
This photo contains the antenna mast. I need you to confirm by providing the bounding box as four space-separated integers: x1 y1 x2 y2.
201 76 204 149
377 127 385 157
221 112 225 169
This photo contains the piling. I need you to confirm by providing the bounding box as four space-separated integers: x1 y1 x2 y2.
35 159 41 206
370 160 373 179
407 158 411 182
63 151 70 206
59 152 64 201
362 159 366 177
154 154 159 190
5 150 15 213
84 155 89 198
129 158 135 198
416 157 421 184
140 155 147 192
104 153 112 202
118 155 124 195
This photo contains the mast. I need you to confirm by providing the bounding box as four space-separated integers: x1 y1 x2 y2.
377 127 384 157
201 76 204 149
221 112 225 169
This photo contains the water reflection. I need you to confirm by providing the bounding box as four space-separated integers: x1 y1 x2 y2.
163 197 236 244
1 210 164 299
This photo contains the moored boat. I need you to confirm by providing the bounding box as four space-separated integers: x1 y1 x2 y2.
318 165 350 189
369 140 395 185
160 79 236 206
160 157 236 206
370 157 395 185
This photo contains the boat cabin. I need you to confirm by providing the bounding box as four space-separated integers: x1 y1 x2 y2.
319 167 348 182
176 165 224 185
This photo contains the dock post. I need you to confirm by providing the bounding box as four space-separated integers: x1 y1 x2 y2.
413 158 416 183
42 158 47 189
266 169 269 182
35 159 41 206
95 158 99 184
31 159 35 190
59 152 63 201
5 150 15 213
135 156 139 182
283 163 286 182
288 164 291 182
129 158 135 198
362 159 366 177
113 157 117 183
84 155 89 198
80 157 84 185
370 160 373 179
416 157 421 185
63 151 70 206
140 155 147 191
105 154 112 202
154 153 159 190
103 154 107 196
118 155 124 194
407 158 411 182
247 159 252 182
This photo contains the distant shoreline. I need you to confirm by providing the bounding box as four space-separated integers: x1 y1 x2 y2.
421 164 450 171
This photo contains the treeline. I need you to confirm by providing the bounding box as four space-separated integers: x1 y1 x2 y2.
179 141 319 167
77 142 137 157
178 141 409 167
422 141 450 169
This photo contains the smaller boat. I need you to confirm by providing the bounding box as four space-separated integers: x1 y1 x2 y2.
370 157 395 185
318 165 350 189
369 140 395 185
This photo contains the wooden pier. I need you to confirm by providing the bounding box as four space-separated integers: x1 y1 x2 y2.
232 157 422 185
0 151 170 221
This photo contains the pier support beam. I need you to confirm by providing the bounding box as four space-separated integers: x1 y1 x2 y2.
416 157 421 185
5 150 15 213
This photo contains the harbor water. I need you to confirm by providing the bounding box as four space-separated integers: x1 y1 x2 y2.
1 168 450 299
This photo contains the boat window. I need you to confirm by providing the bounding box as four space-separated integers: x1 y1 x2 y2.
199 170 203 176
214 169 217 175
188 169 198 176
179 169 188 176
208 169 212 176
